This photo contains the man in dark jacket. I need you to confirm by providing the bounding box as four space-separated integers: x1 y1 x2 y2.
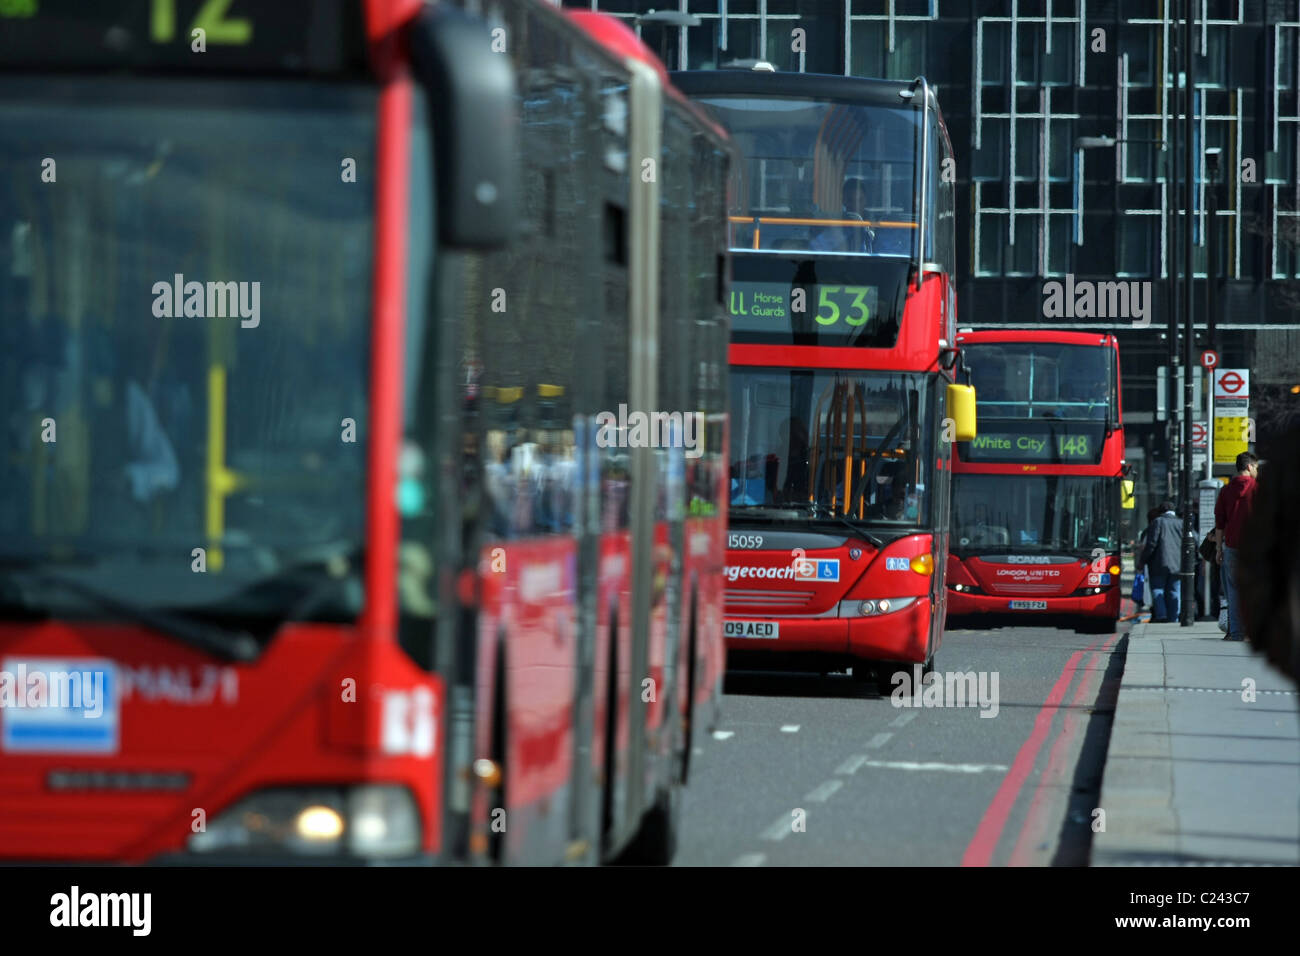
1140 501 1184 623
1134 506 1162 611
1215 451 1259 642
1241 428 1300 686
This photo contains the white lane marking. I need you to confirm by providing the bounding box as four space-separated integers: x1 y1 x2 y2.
731 853 767 867
712 730 735 740
890 711 918 728
858 760 1009 773
760 815 796 842
866 732 893 749
803 779 843 803
780 724 800 733
835 754 868 775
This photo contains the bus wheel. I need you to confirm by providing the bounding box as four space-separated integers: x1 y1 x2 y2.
679 595 699 787
487 637 508 865
614 782 681 866
871 662 905 695
1079 617 1116 634
600 608 619 861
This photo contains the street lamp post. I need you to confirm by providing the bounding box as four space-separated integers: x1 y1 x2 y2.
1075 134 1173 523
1179 1 1197 626
1205 148 1221 357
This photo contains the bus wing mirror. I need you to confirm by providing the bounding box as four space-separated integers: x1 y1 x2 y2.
947 383 977 442
410 6 520 249
1121 479 1136 510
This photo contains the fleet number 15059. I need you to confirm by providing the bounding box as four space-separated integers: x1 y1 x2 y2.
728 533 764 549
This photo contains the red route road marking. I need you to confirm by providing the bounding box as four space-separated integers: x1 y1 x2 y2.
960 638 1101 867
1006 632 1119 866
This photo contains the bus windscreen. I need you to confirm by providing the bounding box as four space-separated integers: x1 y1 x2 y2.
952 474 1119 554
966 342 1113 421
696 95 919 256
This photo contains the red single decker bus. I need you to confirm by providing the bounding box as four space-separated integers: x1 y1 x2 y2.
0 0 731 866
674 69 975 687
947 330 1125 632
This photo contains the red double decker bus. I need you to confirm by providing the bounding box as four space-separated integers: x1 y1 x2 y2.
0 0 730 866
947 330 1125 632
673 69 974 686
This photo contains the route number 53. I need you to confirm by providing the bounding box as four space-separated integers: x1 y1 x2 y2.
815 285 873 327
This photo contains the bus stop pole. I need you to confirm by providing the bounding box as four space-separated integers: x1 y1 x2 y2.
1179 0 1197 626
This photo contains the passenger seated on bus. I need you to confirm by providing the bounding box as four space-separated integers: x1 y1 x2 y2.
82 325 180 538
870 462 913 520
811 178 874 253
861 175 913 255
963 503 1010 546
1074 366 1109 418
870 226 912 256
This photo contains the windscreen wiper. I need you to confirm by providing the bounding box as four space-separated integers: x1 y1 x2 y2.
0 569 261 663
801 506 885 548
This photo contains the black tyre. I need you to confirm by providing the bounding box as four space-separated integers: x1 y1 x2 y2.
614 784 681 866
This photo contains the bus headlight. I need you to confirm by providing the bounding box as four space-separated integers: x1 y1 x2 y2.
188 786 421 858
839 597 918 617
296 805 345 842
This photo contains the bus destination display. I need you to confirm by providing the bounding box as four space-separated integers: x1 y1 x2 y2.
962 426 1104 464
728 281 880 333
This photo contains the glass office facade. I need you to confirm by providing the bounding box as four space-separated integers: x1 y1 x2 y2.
562 0 1300 482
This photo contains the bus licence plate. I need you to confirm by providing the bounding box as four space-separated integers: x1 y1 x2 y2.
725 620 779 639
1008 600 1048 610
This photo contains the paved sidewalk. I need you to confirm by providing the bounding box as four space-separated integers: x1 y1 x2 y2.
1093 618 1300 865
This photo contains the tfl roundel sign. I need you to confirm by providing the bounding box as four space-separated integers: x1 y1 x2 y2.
1214 369 1249 399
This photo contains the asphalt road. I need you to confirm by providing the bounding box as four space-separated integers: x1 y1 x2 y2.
676 617 1131 866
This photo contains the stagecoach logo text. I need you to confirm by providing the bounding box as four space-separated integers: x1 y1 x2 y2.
726 563 839 583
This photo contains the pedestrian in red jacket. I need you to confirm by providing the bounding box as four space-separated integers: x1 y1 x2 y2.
1214 451 1259 641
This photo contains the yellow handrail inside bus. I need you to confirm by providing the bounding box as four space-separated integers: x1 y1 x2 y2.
732 215 917 251
728 215 918 228
205 364 244 572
